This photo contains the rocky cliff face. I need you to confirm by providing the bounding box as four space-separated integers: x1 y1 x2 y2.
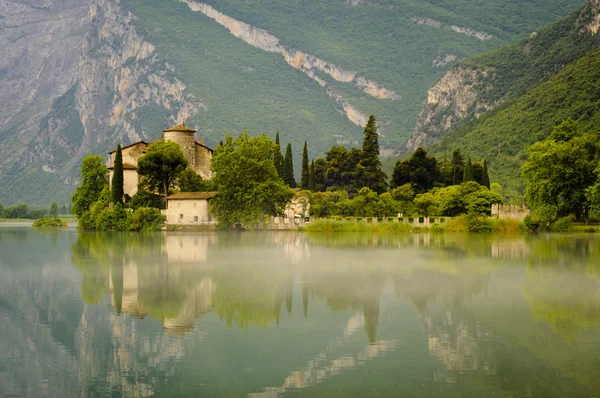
406 67 496 150
406 0 600 152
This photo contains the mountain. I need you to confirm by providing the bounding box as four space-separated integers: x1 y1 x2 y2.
406 0 600 194
0 0 584 206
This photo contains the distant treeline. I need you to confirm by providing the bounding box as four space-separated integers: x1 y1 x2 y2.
0 201 71 219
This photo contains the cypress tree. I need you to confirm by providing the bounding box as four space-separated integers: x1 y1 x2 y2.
482 159 491 189
112 144 124 204
300 141 310 189
360 115 387 194
463 156 474 182
274 132 284 178
283 143 296 188
451 148 465 185
309 160 316 191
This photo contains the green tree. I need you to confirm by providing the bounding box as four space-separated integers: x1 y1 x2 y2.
414 192 438 217
137 140 188 196
72 155 108 219
360 115 387 194
587 166 600 220
274 132 284 178
0 202 4 217
50 201 60 218
210 132 294 227
481 159 491 189
522 120 600 222
463 156 474 182
391 147 439 192
324 147 362 194
311 158 327 192
450 149 465 185
301 141 310 189
111 144 124 204
308 160 316 191
283 143 296 188
179 168 212 192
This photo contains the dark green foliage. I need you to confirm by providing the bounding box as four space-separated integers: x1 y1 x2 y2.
130 207 165 231
72 155 108 219
481 160 491 189
323 146 363 194
360 115 387 194
3 203 29 219
130 189 165 210
522 119 600 222
26 209 48 219
311 158 327 192
0 202 3 217
50 202 60 218
308 161 315 191
301 141 310 189
551 216 573 232
179 168 212 192
210 132 294 227
391 147 438 193
32 218 67 228
111 144 124 204
432 45 600 194
463 156 474 182
283 143 296 188
274 132 284 178
450 149 465 186
137 140 188 195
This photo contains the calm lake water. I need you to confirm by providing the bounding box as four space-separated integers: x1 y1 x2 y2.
1 226 600 397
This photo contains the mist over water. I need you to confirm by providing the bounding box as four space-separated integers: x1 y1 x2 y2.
1 227 600 397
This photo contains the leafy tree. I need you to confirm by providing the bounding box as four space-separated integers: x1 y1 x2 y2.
450 149 465 185
414 192 437 217
311 158 327 192
309 160 315 191
0 202 3 217
481 159 491 189
360 115 387 194
391 147 438 193
72 155 108 219
324 146 362 194
587 166 600 220
283 143 296 188
137 140 188 196
130 207 166 231
50 201 60 218
130 189 165 210
463 156 474 182
273 132 284 178
522 119 600 222
4 204 29 219
179 168 212 192
210 132 294 227
301 141 310 189
111 144 124 204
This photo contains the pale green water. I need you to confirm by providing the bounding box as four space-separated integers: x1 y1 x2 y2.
1 227 600 397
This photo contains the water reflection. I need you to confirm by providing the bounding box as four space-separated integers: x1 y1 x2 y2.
2 228 600 397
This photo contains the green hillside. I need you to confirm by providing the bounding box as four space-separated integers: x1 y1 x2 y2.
430 45 600 194
122 0 582 151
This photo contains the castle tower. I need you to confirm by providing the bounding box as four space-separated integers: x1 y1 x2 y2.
162 123 196 166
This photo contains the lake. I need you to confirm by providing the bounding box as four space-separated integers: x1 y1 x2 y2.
1 226 600 397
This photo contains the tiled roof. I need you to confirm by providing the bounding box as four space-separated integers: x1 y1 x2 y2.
108 140 147 154
167 192 217 200
108 162 137 170
195 141 214 153
164 123 196 133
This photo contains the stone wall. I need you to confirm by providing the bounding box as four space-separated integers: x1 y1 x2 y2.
194 144 212 180
164 130 195 166
491 204 530 222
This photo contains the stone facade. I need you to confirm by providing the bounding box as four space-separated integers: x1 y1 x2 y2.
491 204 530 222
163 192 217 225
108 123 213 196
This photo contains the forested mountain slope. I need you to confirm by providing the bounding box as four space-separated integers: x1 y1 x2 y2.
430 45 600 195
407 0 600 150
0 0 584 206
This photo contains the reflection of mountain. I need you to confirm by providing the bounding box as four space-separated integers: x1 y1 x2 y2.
419 310 497 382
249 314 398 397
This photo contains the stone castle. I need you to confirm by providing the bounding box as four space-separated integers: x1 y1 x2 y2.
108 123 213 198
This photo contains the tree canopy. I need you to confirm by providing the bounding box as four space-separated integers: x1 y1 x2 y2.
111 144 124 204
360 115 387 194
283 143 296 188
137 140 188 195
210 132 294 227
72 155 108 218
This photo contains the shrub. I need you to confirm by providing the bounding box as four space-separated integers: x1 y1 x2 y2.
95 203 131 231
551 216 573 232
130 207 165 231
130 189 165 210
32 218 67 228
